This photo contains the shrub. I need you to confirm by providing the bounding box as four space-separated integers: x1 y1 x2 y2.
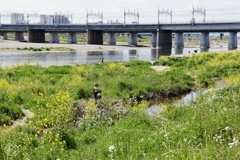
60 130 77 150
77 88 87 99
0 113 11 125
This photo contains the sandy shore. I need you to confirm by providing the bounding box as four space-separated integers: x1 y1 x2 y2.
0 40 151 52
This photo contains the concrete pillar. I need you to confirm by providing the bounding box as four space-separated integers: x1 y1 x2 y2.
151 32 157 47
68 33 77 44
107 32 116 45
220 33 224 40
87 30 103 45
200 32 210 48
228 32 238 49
156 30 172 49
49 33 59 43
128 32 137 46
174 32 184 48
28 30 45 43
15 32 24 41
187 34 191 41
0 32 8 40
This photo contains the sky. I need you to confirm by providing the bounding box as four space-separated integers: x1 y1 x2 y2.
1 0 240 24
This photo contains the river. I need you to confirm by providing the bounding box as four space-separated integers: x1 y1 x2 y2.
147 79 227 117
0 45 233 67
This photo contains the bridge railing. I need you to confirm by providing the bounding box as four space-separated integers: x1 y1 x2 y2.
1 20 240 26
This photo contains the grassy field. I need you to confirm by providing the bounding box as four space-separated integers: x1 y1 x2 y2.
0 50 240 159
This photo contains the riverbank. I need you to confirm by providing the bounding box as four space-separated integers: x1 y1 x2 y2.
0 40 151 52
0 40 231 53
0 51 240 159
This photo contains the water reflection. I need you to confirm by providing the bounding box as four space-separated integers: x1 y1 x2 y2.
151 49 171 60
147 105 162 118
129 50 138 61
174 48 183 55
200 48 209 52
0 46 234 67
147 79 228 117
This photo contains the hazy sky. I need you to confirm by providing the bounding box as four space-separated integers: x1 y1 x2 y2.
1 0 240 24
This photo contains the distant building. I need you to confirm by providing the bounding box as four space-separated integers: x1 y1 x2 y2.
53 15 70 24
40 14 70 24
40 15 54 24
11 13 26 24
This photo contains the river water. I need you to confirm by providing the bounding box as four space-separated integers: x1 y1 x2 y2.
0 46 232 67
147 80 227 117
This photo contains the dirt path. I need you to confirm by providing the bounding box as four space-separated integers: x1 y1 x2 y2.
1 109 33 134
151 66 170 72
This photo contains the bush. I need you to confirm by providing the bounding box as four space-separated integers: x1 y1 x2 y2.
60 130 77 150
0 113 11 125
77 88 87 99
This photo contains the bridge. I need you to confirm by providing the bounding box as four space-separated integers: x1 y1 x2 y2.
0 22 240 49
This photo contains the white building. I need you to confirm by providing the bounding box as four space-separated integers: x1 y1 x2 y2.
11 13 26 24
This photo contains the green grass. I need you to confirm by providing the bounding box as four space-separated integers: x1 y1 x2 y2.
0 51 240 159
15 47 75 52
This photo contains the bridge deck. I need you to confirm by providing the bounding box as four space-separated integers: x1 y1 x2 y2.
1 22 240 32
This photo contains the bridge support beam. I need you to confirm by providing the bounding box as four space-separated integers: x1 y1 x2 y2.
28 30 45 43
107 32 116 45
228 31 238 49
174 32 184 48
128 32 137 46
200 32 210 48
87 30 103 45
0 32 8 40
68 33 77 44
49 33 59 43
151 32 157 47
15 32 24 41
156 30 172 49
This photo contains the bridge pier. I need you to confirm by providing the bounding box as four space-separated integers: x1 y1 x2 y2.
156 30 172 49
220 33 224 40
151 32 157 47
68 33 77 44
15 32 24 41
174 32 184 48
87 30 103 45
49 33 59 43
200 32 210 48
128 32 138 46
107 32 116 45
28 30 45 43
187 34 191 41
228 31 238 49
0 32 8 40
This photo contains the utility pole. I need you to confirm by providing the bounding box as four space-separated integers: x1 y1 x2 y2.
158 8 172 24
124 8 139 24
192 5 206 23
27 12 39 24
0 13 11 25
86 10 103 24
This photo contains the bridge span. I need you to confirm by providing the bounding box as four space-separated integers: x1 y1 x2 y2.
0 22 240 49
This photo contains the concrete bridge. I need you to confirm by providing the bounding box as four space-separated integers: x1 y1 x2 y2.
0 22 240 49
